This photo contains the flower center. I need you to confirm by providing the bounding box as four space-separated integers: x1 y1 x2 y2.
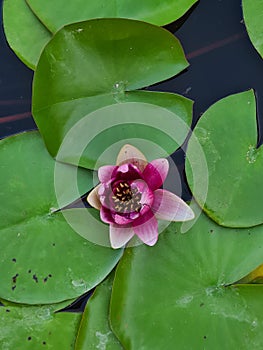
112 181 142 213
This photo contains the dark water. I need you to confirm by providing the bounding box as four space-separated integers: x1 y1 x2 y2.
1 0 263 309
1 0 263 139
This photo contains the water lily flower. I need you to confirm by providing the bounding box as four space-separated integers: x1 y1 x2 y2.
87 145 194 249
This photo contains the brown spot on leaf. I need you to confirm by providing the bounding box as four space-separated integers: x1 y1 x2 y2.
12 273 19 284
33 274 38 283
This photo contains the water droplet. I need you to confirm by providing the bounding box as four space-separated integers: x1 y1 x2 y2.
194 127 210 145
176 295 193 307
246 145 258 164
205 286 215 296
252 319 258 328
72 279 86 288
112 81 126 102
113 81 126 93
95 331 111 350
37 308 51 320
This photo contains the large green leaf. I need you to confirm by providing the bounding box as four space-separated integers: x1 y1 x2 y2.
238 263 263 284
3 0 52 70
0 300 81 348
186 90 263 227
243 0 263 58
49 100 193 170
0 132 123 304
110 207 263 349
32 19 190 169
33 19 187 110
27 0 198 32
75 273 122 350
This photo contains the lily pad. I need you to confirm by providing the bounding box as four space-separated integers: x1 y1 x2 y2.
243 0 263 58
0 300 81 348
0 132 123 304
52 100 192 170
110 207 263 349
238 263 263 284
3 0 52 70
32 19 190 168
186 90 263 227
27 0 198 32
75 273 122 350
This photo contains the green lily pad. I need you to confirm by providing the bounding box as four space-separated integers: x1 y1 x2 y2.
0 300 81 348
110 207 263 349
186 90 263 227
243 0 263 58
238 263 263 284
52 100 192 170
3 0 52 70
27 0 198 32
32 19 190 169
0 132 123 304
33 19 188 110
75 273 122 350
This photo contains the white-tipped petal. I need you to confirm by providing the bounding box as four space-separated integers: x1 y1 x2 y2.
116 144 147 171
133 213 159 246
152 189 195 221
110 224 135 249
87 185 101 210
98 165 116 183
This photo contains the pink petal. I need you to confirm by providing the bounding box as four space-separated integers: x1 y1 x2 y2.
143 158 169 191
133 211 158 246
117 163 129 174
116 144 147 172
115 163 143 181
98 165 116 183
87 185 101 210
152 189 195 221
97 183 112 209
113 214 133 225
100 206 114 224
130 179 154 215
98 183 107 196
110 224 135 249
